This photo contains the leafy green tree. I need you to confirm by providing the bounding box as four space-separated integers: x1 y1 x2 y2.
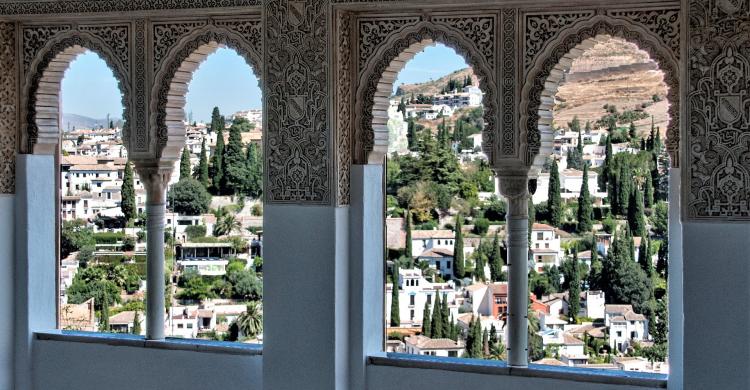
237 301 263 339
454 214 465 279
548 160 562 227
61 220 96 259
577 164 593 233
602 231 653 313
651 201 669 237
168 178 211 215
470 318 483 358
210 127 225 193
568 252 581 322
528 310 544 361
629 121 637 140
221 122 249 195
179 276 216 300
245 143 263 198
209 107 224 134
194 138 210 187
121 162 136 223
180 147 191 180
185 225 207 240
422 300 432 337
390 264 400 327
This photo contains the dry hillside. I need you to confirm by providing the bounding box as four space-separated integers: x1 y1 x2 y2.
553 37 670 137
394 67 477 98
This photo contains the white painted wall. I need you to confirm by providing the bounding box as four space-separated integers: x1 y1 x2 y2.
0 195 14 390
33 339 262 390
367 365 654 390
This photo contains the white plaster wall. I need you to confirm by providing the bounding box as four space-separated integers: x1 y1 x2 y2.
367 365 654 390
32 340 262 390
0 195 14 390
682 222 750 390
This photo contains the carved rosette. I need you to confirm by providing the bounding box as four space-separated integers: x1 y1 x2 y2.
265 0 331 204
685 0 750 221
355 18 497 166
22 27 131 154
151 19 262 160
0 23 16 194
522 14 680 170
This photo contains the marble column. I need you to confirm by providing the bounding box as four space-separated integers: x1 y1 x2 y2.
136 165 172 340
499 175 530 367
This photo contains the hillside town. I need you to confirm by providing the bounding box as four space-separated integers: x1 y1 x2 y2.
382 39 670 374
59 107 265 342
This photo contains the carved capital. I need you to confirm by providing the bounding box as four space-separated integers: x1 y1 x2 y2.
135 165 173 204
499 175 530 219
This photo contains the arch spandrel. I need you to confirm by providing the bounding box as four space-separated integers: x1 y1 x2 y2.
150 21 262 164
354 20 499 167
22 29 131 155
521 14 681 176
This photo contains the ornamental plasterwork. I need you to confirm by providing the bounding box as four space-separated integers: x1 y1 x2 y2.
152 20 262 161
265 0 331 204
132 20 148 153
354 15 498 168
336 12 353 205
152 21 209 73
0 23 16 194
524 12 595 71
22 25 131 155
0 1 260 16
685 0 750 221
358 17 420 71
522 11 681 170
501 8 517 158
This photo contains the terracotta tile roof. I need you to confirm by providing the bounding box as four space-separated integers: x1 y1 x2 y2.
405 335 462 350
531 223 555 231
563 333 585 346
412 230 454 239
418 247 454 258
489 283 508 296
534 358 567 366
109 311 136 325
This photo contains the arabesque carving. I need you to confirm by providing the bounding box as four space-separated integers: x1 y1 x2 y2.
0 23 16 194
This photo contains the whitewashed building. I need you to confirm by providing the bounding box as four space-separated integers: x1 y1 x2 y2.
385 268 459 327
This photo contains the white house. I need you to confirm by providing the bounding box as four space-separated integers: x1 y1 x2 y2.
384 268 459 327
530 223 563 271
433 86 483 108
176 242 236 276
404 335 464 357
582 290 606 319
605 304 649 352
411 229 455 257
539 329 586 362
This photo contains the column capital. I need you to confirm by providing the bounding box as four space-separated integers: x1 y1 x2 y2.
497 175 529 200
135 165 173 204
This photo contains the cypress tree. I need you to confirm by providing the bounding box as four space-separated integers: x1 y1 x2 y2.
577 164 593 233
132 310 141 335
471 318 483 358
644 176 654 208
221 123 248 195
405 210 413 260
407 120 417 151
454 214 465 279
629 121 637 140
100 292 110 332
490 232 505 282
489 324 498 345
121 161 136 223
577 126 584 156
600 135 613 192
441 293 450 338
211 127 225 194
180 147 191 181
210 107 223 134
628 188 647 238
194 138 210 187
245 143 263 198
465 317 475 356
482 329 490 357
548 160 562 227
617 163 631 216
568 252 581 322
588 246 602 291
431 295 443 338
449 314 458 341
528 197 536 243
422 300 432 337
656 238 668 279
638 238 652 276
390 264 400 327
474 251 485 281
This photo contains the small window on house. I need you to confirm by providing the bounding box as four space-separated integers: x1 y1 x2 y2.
537 232 543 240
410 295 415 306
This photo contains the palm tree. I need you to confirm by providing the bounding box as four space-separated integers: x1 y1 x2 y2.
214 213 242 236
236 301 263 339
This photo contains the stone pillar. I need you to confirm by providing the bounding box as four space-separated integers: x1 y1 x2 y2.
136 166 172 340
499 175 529 367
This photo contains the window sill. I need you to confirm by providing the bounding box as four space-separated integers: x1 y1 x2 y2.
35 330 262 356
369 353 667 388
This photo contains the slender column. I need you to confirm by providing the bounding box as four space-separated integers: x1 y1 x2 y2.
136 165 172 340
499 175 530 367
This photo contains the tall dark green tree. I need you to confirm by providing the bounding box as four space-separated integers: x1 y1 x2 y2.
644 175 654 208
245 143 263 198
431 293 443 338
221 123 249 195
422 300 432 337
121 161 136 222
638 238 653 276
617 163 631 216
629 121 637 140
180 147 191 180
548 160 562 227
210 127 225 193
132 310 141 335
454 214 465 279
390 264 400 327
600 135 613 192
568 251 581 322
407 119 417 151
441 293 451 338
628 187 647 238
588 246 602 291
100 292 110 332
490 232 505 282
405 209 413 260
210 107 224 134
194 138 210 187
602 231 653 313
577 164 593 233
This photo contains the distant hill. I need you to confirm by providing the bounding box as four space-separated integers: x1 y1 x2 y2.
394 67 477 98
62 113 122 131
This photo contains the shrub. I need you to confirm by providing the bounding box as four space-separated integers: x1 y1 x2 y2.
473 218 489 235
185 224 207 240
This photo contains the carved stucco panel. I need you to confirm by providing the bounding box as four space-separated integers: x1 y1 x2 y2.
265 0 330 204
0 23 16 194
0 1 261 15
685 0 750 221
501 8 517 158
336 12 353 206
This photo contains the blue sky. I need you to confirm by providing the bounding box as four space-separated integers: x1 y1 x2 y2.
61 44 466 121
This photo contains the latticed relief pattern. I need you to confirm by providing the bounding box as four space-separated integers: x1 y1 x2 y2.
522 11 680 167
336 12 353 206
501 9 517 158
22 26 131 154
265 0 331 204
359 17 420 71
355 15 498 165
686 0 750 220
133 20 148 153
152 19 262 160
524 12 595 71
0 0 260 15
0 23 16 194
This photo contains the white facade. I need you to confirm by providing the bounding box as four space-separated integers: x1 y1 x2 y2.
530 223 563 271
605 305 649 352
432 86 483 108
384 268 459 327
411 230 455 257
404 335 464 357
